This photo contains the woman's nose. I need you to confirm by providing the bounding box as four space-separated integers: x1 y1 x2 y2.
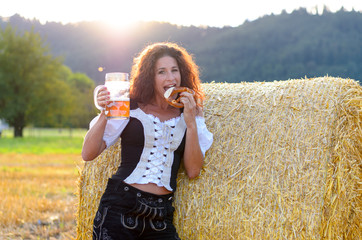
166 71 175 81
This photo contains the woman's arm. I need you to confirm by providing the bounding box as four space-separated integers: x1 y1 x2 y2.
81 112 107 161
82 86 109 161
183 121 204 179
180 92 204 179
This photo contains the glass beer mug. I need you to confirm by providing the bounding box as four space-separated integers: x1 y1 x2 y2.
94 72 130 119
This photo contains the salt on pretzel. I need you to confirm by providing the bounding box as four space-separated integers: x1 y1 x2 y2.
164 87 195 108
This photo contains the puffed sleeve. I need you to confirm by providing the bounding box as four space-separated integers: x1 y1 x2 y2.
196 116 213 157
89 115 129 148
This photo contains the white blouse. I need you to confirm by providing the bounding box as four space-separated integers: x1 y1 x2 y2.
89 112 213 157
89 110 213 191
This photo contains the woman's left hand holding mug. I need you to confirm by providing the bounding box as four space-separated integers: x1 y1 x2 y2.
95 86 110 110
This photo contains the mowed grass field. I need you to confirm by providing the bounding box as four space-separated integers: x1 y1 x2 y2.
0 128 87 239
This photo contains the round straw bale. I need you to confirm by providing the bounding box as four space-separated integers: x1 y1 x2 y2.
76 77 362 240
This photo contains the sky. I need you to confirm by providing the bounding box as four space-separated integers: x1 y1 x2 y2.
2 0 362 28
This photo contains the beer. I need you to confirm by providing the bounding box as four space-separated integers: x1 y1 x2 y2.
94 72 130 120
105 99 130 119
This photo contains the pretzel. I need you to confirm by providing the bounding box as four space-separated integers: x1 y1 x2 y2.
164 87 195 108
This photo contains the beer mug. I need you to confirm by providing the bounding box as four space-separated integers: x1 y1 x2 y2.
94 72 130 119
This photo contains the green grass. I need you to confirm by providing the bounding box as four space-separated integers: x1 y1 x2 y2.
1 127 87 138
0 128 87 154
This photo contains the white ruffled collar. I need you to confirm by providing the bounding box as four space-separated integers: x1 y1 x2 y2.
137 107 183 125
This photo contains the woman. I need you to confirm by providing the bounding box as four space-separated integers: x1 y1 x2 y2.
82 42 213 240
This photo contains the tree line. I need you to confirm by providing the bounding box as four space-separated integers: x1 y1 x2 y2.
1 7 361 85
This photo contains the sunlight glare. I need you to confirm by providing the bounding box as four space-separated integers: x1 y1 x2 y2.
98 3 141 31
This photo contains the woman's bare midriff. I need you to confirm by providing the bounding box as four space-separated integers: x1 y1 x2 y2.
130 183 172 195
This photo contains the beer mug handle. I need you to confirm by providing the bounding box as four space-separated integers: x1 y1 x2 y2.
93 85 105 111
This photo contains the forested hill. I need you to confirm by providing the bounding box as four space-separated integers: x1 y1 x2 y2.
1 8 361 84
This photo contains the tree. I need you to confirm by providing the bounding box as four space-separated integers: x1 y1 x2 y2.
58 66 96 128
0 25 69 137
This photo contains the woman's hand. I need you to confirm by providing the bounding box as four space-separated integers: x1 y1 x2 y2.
179 92 202 127
179 92 204 179
96 86 110 109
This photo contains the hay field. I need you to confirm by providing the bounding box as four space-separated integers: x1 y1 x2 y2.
0 130 85 239
0 153 82 239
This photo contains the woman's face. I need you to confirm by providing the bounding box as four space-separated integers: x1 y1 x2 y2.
154 55 181 100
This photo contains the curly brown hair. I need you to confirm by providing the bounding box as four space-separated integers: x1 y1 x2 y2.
130 42 204 105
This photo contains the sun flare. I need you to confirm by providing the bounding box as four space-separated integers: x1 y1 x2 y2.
96 3 145 32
